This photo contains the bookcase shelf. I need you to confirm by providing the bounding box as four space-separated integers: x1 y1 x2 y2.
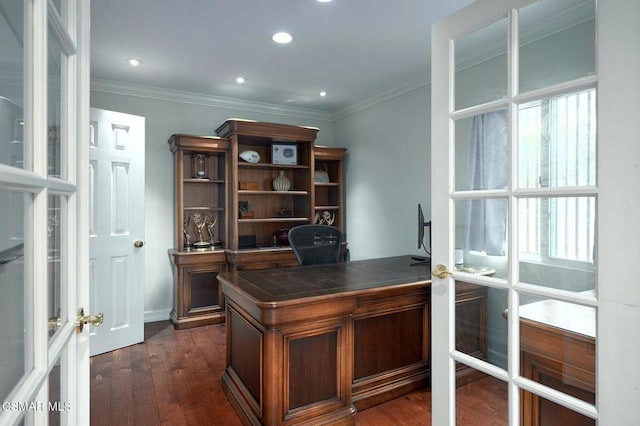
313 146 347 232
238 163 310 170
216 119 319 270
238 190 310 196
167 123 348 327
167 134 230 329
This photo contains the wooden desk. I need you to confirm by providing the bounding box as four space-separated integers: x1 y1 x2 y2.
219 256 488 425
520 299 596 426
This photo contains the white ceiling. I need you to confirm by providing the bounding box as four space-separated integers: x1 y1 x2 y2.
90 0 475 113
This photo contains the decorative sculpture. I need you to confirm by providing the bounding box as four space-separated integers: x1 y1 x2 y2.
314 210 335 226
183 216 192 247
205 214 217 244
191 213 210 248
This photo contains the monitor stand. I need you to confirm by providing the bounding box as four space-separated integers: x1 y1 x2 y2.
410 256 431 267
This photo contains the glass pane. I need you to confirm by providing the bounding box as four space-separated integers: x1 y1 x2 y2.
455 199 508 280
455 109 508 191
456 283 508 369
520 296 596 410
518 89 596 189
49 357 62 426
50 0 63 18
521 393 595 425
0 189 28 401
518 197 596 291
48 195 62 339
48 27 64 178
0 1 25 169
519 0 596 94
454 18 508 110
456 369 507 425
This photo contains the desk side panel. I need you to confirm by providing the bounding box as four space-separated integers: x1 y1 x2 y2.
288 332 338 409
351 290 430 409
353 308 424 379
224 304 263 421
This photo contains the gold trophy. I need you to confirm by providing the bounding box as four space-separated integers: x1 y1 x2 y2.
315 210 335 226
205 214 220 248
191 213 210 249
183 216 192 248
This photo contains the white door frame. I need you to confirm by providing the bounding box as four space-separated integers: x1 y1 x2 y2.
431 0 640 424
74 0 92 423
595 1 640 423
0 0 91 424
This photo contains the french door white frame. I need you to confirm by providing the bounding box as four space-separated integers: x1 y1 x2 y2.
75 0 92 423
431 0 640 424
0 0 90 424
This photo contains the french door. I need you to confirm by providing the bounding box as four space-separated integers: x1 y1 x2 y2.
431 0 640 424
0 0 91 424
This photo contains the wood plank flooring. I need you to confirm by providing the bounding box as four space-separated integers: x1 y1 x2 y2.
90 321 507 425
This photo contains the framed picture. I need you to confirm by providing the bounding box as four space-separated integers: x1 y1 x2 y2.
271 142 298 165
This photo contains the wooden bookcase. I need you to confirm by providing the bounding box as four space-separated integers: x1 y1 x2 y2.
167 134 229 329
215 119 320 271
313 146 347 236
167 124 348 327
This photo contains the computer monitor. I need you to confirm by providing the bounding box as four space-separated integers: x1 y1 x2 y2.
412 203 431 266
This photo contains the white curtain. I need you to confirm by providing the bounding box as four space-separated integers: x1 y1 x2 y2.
466 110 508 256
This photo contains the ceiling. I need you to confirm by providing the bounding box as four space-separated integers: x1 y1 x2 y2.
90 0 474 113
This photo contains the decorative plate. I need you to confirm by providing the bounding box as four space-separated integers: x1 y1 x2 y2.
239 150 260 163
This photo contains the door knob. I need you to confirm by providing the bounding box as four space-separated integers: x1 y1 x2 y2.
134 240 144 248
432 264 454 279
76 307 104 334
48 309 61 331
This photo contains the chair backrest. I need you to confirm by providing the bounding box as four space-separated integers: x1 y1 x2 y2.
288 224 343 265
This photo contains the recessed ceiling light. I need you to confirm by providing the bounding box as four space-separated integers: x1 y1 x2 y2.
127 58 142 67
236 77 246 84
319 91 327 97
317 0 333 2
272 32 293 44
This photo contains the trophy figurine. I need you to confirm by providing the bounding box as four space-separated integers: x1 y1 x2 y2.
183 216 192 248
315 210 335 226
191 213 210 249
47 215 59 258
322 210 335 226
47 215 58 239
205 214 219 248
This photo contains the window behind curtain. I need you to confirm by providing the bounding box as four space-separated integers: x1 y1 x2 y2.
519 88 596 264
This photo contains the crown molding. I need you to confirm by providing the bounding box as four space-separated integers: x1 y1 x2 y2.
90 75 435 125
331 72 430 121
90 79 333 122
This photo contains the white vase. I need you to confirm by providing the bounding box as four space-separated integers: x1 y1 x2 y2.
273 170 291 191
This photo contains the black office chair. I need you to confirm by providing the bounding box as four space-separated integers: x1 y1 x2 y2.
288 224 343 265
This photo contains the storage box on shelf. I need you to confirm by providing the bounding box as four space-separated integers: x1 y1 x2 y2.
167 134 229 329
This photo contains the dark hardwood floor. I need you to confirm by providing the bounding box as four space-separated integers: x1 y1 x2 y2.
90 321 507 425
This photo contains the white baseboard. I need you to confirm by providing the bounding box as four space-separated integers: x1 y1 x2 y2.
144 308 171 323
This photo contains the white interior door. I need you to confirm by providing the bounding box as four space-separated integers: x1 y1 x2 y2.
0 0 92 424
431 0 640 424
89 107 145 356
